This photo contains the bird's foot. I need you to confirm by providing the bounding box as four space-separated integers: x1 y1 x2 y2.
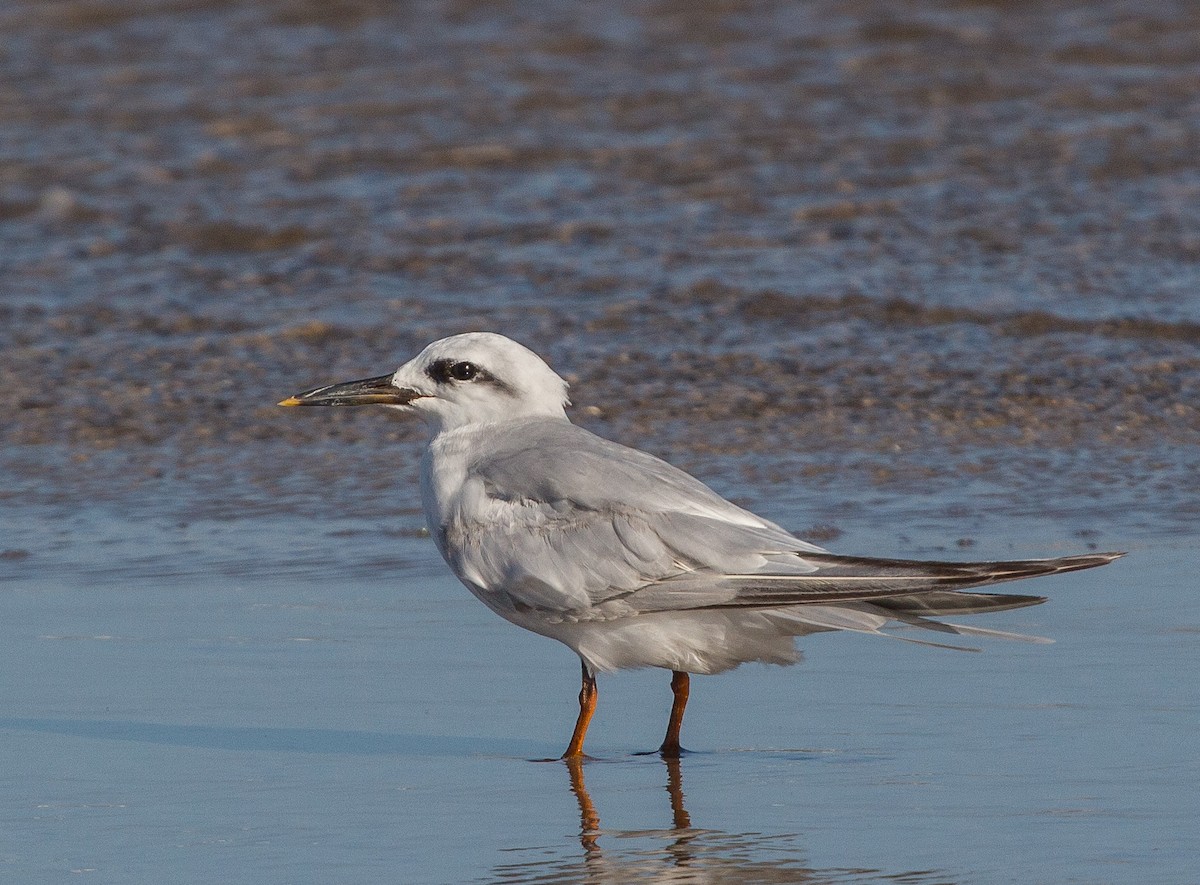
632 744 691 759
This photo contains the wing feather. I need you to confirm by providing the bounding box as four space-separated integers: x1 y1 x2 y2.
449 419 1122 628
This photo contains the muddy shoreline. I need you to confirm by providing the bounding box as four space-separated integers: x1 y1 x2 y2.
2 0 1198 533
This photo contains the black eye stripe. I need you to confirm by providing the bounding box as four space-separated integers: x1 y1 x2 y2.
427 359 481 383
425 358 518 396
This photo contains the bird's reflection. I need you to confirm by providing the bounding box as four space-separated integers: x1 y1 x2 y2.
562 755 722 882
491 757 952 884
566 755 694 863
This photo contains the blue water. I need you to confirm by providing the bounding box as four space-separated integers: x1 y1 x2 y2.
2 505 1194 884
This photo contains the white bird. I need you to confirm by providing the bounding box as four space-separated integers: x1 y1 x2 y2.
279 332 1121 758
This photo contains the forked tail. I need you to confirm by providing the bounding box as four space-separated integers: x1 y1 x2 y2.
742 550 1125 650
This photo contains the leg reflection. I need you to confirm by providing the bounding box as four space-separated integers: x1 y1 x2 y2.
665 756 691 830
564 756 600 856
502 756 938 884
663 755 698 867
563 754 697 864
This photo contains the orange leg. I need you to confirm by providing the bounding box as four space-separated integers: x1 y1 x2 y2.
659 670 690 758
562 661 598 759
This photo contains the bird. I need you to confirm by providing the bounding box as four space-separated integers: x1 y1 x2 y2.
279 332 1122 759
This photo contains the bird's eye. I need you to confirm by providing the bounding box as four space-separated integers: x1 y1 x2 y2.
448 361 478 381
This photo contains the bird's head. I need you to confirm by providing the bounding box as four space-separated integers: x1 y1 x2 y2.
279 332 571 433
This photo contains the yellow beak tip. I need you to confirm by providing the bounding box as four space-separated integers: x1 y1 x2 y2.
277 397 303 407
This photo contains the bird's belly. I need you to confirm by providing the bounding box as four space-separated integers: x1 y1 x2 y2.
487 606 814 676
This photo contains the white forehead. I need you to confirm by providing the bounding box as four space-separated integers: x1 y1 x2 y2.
414 332 547 369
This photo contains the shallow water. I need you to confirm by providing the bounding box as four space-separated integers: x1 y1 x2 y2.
2 505 1196 883
3 0 1200 881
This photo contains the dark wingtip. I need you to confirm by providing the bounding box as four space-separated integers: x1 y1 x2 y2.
1060 551 1125 569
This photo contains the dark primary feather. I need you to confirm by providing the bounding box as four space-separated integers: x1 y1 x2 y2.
712 551 1125 611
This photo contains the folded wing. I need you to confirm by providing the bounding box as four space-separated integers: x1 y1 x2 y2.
456 419 1122 647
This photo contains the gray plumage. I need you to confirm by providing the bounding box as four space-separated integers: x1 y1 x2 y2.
281 332 1123 752
427 414 1117 665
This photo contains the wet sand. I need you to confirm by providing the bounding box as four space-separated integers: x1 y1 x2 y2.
2 0 1199 534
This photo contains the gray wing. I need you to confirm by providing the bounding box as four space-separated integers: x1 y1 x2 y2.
471 420 816 543
451 419 1121 624
447 419 820 618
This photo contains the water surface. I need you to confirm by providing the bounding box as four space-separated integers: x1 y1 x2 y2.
1 506 1195 883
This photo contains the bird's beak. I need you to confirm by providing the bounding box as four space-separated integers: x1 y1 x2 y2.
278 374 421 408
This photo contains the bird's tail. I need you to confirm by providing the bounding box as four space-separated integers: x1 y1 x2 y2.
795 550 1124 594
757 550 1124 651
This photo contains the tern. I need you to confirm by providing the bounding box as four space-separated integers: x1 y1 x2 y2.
280 332 1121 758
